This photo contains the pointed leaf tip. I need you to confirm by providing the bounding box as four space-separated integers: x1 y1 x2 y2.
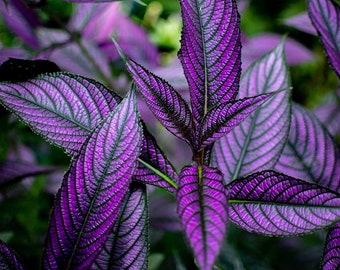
111 37 128 63
177 165 228 270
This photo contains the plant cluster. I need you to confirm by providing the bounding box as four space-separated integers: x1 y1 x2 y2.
0 0 339 269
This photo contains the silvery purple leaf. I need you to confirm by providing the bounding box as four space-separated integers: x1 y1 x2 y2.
228 170 340 235
0 160 54 188
308 0 340 76
0 239 25 269
135 124 178 193
275 103 340 191
198 94 271 150
283 12 317 35
178 0 241 121
0 73 178 191
314 89 340 137
322 222 340 270
212 40 291 183
0 0 40 49
93 183 148 269
0 73 120 156
124 59 193 146
177 165 228 270
242 33 315 70
42 89 143 269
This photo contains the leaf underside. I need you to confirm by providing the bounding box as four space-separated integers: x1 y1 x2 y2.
177 164 228 270
42 90 142 269
228 170 340 235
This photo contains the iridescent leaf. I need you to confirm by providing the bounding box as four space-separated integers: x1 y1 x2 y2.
228 170 340 235
93 183 148 270
0 73 177 191
123 59 193 146
198 94 271 150
0 160 54 188
0 239 25 269
275 103 340 191
177 165 228 270
308 0 340 76
212 40 291 183
322 222 340 270
0 73 120 156
178 0 241 121
42 90 142 269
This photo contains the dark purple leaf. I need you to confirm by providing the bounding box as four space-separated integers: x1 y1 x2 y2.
228 170 340 235
123 59 193 146
212 40 291 183
93 183 148 269
0 58 60 82
308 0 340 76
177 165 228 270
42 89 143 269
242 33 315 70
283 12 317 35
0 160 55 188
198 94 271 150
134 124 178 193
275 103 340 191
322 222 340 270
0 240 25 270
0 0 40 49
178 0 241 121
0 73 120 156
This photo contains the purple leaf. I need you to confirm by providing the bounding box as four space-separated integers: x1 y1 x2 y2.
124 59 193 146
275 103 340 192
314 88 340 137
176 165 228 270
283 12 317 35
65 0 120 2
228 170 340 235
134 124 178 193
0 73 178 191
212 40 291 183
178 0 241 121
0 73 120 156
93 183 148 269
322 222 340 270
308 0 340 76
42 89 143 269
242 33 315 70
0 239 25 270
0 160 55 188
0 0 40 49
198 94 271 150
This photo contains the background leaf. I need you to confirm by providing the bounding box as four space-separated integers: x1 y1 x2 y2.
212 40 291 183
42 90 142 269
228 170 340 235
176 165 228 270
308 0 340 76
275 103 340 191
178 0 241 121
93 183 149 270
0 239 25 270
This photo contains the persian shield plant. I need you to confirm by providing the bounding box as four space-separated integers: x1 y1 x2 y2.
0 0 340 269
